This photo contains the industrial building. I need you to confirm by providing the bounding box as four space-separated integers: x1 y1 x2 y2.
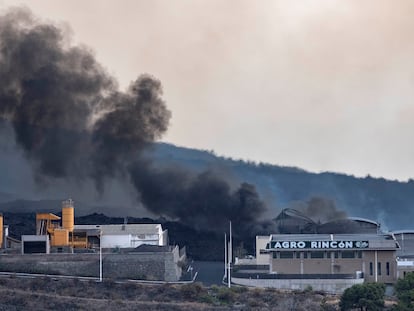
20 199 169 254
0 199 186 282
233 232 399 293
392 230 414 277
74 223 168 249
231 210 404 293
22 199 79 253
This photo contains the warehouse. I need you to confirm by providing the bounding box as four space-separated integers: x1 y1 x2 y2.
392 230 414 277
74 223 168 249
233 233 399 293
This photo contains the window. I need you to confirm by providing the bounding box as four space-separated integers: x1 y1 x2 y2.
378 262 382 276
310 251 324 259
280 252 294 259
370 262 373 275
303 252 308 259
296 252 301 259
333 251 340 259
341 251 355 258
273 252 278 259
386 262 390 276
357 251 362 258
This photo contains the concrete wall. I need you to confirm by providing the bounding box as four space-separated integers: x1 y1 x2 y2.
271 253 364 275
269 250 396 283
164 246 182 281
363 250 396 283
232 277 364 294
0 251 182 281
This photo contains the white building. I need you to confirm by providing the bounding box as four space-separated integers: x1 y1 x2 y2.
74 224 168 249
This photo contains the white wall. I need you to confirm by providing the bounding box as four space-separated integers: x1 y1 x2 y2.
102 234 163 248
101 235 131 248
256 236 270 265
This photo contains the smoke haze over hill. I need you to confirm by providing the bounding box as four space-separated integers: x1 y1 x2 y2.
0 8 272 236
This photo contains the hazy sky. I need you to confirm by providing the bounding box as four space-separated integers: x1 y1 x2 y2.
1 0 414 181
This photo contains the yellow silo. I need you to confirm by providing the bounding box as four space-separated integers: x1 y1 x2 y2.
62 199 74 232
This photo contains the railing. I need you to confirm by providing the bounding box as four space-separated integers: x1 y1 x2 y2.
231 272 364 279
233 264 269 271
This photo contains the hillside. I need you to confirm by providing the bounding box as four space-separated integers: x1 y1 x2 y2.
1 136 414 230
149 143 414 231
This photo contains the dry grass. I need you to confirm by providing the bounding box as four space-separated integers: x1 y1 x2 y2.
0 277 336 310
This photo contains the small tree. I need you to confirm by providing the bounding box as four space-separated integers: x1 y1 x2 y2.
393 272 414 311
340 283 385 311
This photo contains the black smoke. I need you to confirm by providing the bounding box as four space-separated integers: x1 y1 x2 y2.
0 8 269 236
293 196 347 224
129 161 268 236
0 8 170 184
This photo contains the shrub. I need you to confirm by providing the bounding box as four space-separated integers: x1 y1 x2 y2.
217 287 236 304
393 272 414 311
180 282 204 300
304 285 313 293
340 283 385 311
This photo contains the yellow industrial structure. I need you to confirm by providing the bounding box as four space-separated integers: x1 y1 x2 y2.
35 199 87 248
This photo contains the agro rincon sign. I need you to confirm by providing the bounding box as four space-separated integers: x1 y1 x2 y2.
268 240 369 250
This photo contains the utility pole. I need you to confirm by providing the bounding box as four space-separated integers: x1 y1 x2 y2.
224 232 227 281
99 229 103 282
228 221 232 288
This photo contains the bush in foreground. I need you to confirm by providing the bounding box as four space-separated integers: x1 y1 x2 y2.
340 282 385 311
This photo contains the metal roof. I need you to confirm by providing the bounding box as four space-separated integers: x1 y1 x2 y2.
392 230 414 235
347 217 379 227
74 224 163 235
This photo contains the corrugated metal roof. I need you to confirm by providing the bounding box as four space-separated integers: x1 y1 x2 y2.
392 230 414 235
347 217 380 227
74 224 162 235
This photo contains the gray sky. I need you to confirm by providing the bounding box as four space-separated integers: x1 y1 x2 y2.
1 0 414 181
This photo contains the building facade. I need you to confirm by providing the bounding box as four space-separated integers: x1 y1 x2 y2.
74 224 168 249
234 233 399 293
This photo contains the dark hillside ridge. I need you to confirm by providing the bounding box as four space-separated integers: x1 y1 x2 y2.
0 140 413 230
149 143 414 230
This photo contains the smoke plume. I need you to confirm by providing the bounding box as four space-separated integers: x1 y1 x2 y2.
0 8 269 235
292 196 347 223
129 161 267 236
0 8 170 185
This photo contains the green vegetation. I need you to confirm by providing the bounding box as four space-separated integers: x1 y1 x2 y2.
339 282 385 311
393 272 414 311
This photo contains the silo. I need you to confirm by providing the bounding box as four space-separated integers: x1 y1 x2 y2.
62 199 74 232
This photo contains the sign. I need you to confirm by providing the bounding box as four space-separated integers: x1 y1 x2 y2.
267 240 369 250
